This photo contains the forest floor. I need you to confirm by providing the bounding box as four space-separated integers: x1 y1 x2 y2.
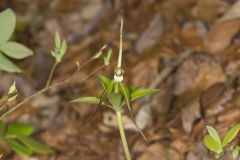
0 0 240 160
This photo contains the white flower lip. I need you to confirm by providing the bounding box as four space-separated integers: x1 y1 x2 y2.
114 75 123 82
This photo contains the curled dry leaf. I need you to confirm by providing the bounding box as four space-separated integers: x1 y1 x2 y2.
192 0 229 23
204 0 240 54
174 54 226 96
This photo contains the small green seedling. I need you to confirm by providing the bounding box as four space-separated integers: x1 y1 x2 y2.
0 9 33 73
45 32 67 87
0 83 53 157
51 32 67 63
204 124 240 159
71 15 158 160
0 120 53 156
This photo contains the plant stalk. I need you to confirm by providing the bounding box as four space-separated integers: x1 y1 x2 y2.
45 61 59 88
116 110 131 160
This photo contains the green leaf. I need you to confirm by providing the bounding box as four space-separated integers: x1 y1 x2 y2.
0 121 4 134
232 146 239 160
222 124 240 148
98 75 111 89
128 86 138 93
60 40 67 56
18 136 53 154
131 88 159 101
51 32 67 62
70 97 100 104
54 32 61 49
204 135 222 154
0 52 22 73
107 93 123 108
120 82 147 141
6 138 32 156
206 126 221 146
7 123 35 137
98 80 115 105
0 9 16 45
70 97 113 109
0 42 33 59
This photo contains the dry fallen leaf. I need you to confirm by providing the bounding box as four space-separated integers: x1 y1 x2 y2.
138 143 181 160
181 97 201 133
135 13 164 54
204 0 240 54
174 53 226 96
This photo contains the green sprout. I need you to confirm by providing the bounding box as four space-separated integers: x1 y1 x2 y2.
46 32 67 87
204 124 240 160
71 15 158 160
0 83 53 157
0 121 53 156
51 32 67 63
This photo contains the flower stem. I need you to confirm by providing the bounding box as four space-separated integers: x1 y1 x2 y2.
116 110 132 160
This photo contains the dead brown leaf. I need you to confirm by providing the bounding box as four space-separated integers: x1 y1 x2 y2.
204 0 240 54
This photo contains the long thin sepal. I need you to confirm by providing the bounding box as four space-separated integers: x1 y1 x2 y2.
119 82 147 141
87 80 115 122
117 14 124 68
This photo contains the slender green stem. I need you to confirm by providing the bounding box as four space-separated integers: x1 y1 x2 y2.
45 61 59 88
46 52 96 87
65 57 94 83
0 65 105 119
116 110 131 160
117 16 124 68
